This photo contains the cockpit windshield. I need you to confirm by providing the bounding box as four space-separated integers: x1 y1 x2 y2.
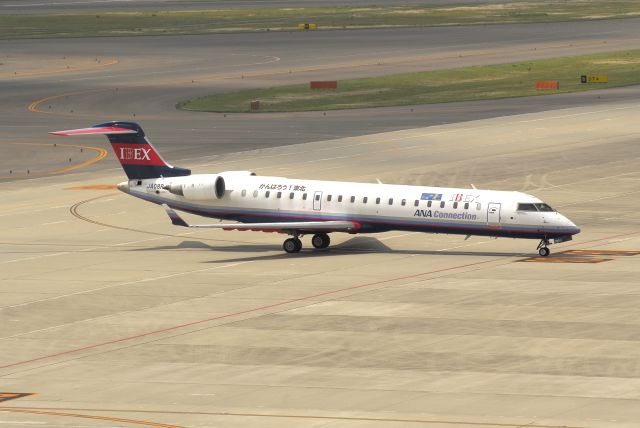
517 203 555 212
517 203 537 211
534 203 554 212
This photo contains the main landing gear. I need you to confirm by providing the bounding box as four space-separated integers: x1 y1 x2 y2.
283 237 302 253
282 233 331 253
311 233 331 249
537 237 551 257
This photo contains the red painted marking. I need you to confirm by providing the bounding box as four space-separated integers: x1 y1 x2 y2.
534 80 559 90
0 259 499 371
49 127 136 136
4 409 182 428
310 81 337 89
111 143 166 166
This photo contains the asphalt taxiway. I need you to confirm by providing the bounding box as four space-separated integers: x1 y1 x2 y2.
2 18 640 180
0 0 538 14
1 14 640 428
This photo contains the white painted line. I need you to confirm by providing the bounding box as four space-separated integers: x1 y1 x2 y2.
378 232 414 242
0 261 251 311
437 240 492 252
0 205 68 218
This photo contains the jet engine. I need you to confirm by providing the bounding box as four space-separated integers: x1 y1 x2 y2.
167 174 225 200
166 171 256 200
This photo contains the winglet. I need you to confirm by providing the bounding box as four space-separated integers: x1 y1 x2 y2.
162 203 189 227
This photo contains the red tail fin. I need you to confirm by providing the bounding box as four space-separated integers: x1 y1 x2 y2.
50 121 191 180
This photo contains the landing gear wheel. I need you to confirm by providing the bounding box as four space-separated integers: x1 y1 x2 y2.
536 237 551 257
311 233 330 249
283 237 302 253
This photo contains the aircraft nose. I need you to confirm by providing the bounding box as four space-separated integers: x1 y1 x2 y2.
561 214 580 235
117 181 130 193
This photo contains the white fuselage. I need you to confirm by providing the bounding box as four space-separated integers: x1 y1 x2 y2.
119 172 580 240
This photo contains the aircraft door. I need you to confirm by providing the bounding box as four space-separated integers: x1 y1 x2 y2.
487 202 501 226
313 191 322 211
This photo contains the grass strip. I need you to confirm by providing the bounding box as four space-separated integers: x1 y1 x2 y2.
178 50 640 113
1 1 640 39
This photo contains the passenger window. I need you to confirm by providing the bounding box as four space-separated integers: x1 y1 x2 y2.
476 203 481 210
289 192 294 199
265 191 270 198
440 201 445 208
375 197 380 204
253 190 258 197
350 196 355 203
363 197 368 203
315 194 320 201
303 193 308 200
388 198 393 205
401 199 406 206
414 200 419 207
337 195 343 202
241 189 246 197
464 202 469 209
327 195 332 202
427 201 432 208
453 202 458 209
277 191 282 199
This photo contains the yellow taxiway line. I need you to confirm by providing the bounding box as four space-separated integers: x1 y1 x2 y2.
0 142 108 179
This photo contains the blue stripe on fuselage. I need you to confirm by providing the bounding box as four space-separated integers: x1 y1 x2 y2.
135 192 575 239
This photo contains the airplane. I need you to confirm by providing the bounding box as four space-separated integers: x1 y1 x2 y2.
50 121 580 256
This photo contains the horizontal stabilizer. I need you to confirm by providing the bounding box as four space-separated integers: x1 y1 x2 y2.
49 127 138 136
163 204 190 227
161 204 360 233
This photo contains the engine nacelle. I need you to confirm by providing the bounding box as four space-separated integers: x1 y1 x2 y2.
166 171 256 200
168 175 225 200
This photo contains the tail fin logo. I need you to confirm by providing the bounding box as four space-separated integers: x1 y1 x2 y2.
112 143 163 165
119 147 151 161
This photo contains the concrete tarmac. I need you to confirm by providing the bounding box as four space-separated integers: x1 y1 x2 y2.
1 101 639 427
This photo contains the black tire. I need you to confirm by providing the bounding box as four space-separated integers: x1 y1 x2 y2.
311 233 330 249
283 237 302 253
538 247 550 257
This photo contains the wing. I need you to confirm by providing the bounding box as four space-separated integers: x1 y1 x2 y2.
162 204 360 233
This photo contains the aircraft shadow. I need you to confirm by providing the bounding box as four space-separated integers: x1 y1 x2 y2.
134 237 528 263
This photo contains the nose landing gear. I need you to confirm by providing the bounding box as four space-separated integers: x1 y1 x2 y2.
537 238 551 257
